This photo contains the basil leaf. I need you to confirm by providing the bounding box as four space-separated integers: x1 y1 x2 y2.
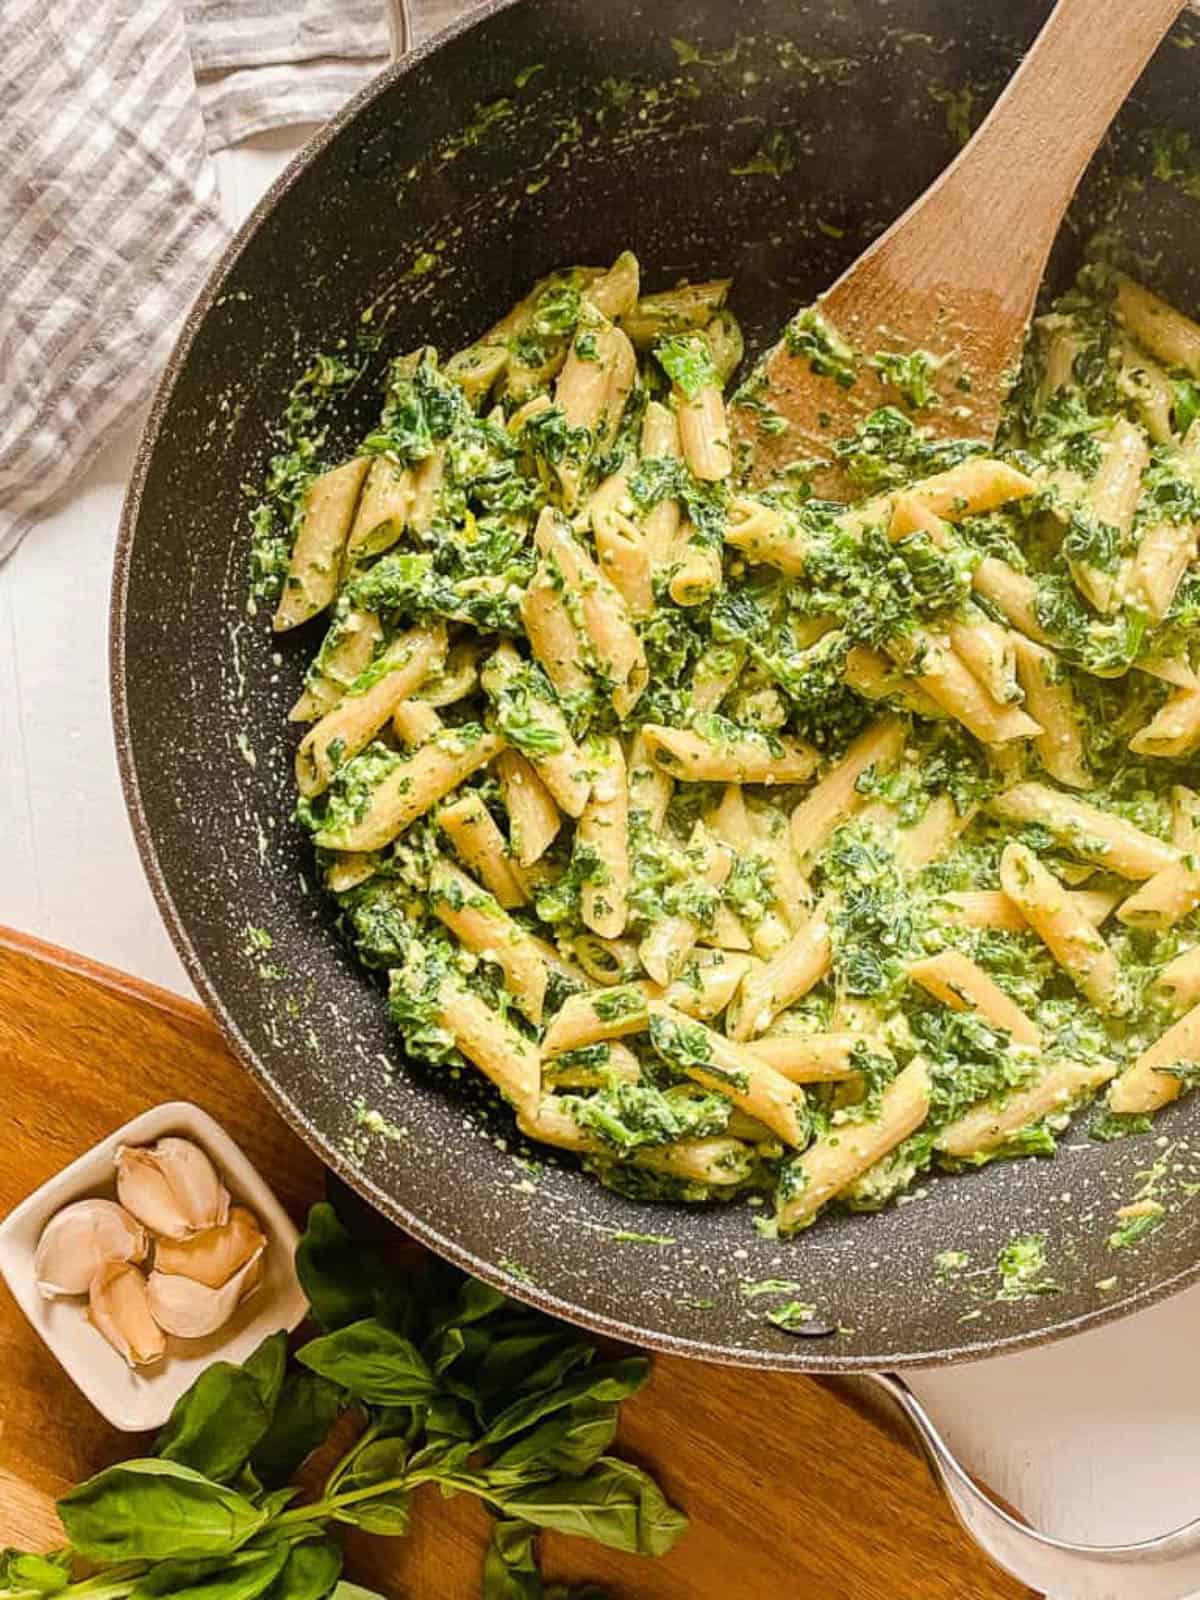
251 1373 344 1487
481 1521 542 1600
242 1332 289 1414
425 1395 475 1440
475 1333 592 1410
58 1461 266 1563
482 1360 648 1445
296 1205 380 1332
133 1543 289 1600
263 1540 342 1600
0 1551 72 1595
297 1320 435 1406
486 1403 619 1486
156 1364 273 1485
326 1586 391 1600
489 1458 687 1556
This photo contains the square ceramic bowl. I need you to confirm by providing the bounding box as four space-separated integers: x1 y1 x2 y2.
0 1101 307 1431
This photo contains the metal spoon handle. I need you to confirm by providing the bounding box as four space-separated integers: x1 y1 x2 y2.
869 1372 1200 1600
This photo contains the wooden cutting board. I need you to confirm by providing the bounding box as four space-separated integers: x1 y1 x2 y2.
0 926 1030 1599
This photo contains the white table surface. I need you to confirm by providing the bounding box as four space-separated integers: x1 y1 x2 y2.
4 121 1200 1598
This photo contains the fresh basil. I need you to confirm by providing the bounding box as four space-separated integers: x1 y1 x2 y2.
0 1550 71 1596
491 1458 687 1557
482 1361 648 1445
58 1461 265 1562
133 1543 289 1600
262 1539 343 1600
332 1438 411 1535
298 1320 436 1407
481 1522 542 1600
485 1403 619 1487
251 1373 345 1487
156 1334 286 1483
296 1204 380 1331
35 1205 686 1600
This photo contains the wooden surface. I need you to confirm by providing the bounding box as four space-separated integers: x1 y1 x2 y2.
740 0 1187 481
0 926 1030 1599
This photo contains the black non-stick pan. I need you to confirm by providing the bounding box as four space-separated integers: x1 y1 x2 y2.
111 1 1200 1590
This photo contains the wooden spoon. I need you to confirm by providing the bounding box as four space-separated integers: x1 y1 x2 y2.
734 0 1187 486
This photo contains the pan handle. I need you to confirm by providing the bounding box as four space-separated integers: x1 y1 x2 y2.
867 1371 1200 1600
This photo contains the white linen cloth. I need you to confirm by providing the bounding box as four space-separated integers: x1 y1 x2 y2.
0 0 402 562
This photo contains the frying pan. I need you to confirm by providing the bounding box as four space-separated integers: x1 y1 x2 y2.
111 0 1200 1591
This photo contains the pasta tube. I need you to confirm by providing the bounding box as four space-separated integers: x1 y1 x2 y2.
777 1057 931 1232
936 1058 1116 1159
577 736 630 939
1109 1000 1200 1115
647 1002 808 1147
726 902 833 1041
482 641 590 818
274 458 369 631
313 729 504 852
296 623 445 796
1117 859 1200 930
1000 844 1124 1013
642 723 819 785
988 783 1179 880
495 749 562 867
908 950 1040 1047
429 856 549 1023
1011 635 1091 790
438 791 528 908
789 717 905 866
534 507 647 716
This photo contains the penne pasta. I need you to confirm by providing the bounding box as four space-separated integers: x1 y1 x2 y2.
638 400 683 566
1153 946 1200 1012
1172 784 1200 852
789 717 906 866
777 1057 931 1232
1010 634 1091 789
621 278 731 346
313 728 504 852
577 736 630 939
1109 1000 1200 1115
988 782 1179 880
888 459 1036 532
726 902 833 1041
936 1057 1116 1159
345 457 413 564
296 623 445 796
639 824 731 986
495 749 563 867
745 1030 870 1083
1000 843 1124 1013
1115 273 1200 375
647 1002 808 1147
430 976 541 1107
886 628 1041 745
589 472 654 617
482 640 591 818
642 723 819 785
391 699 444 748
533 507 647 716
626 729 673 829
290 607 383 723
1117 858 1200 930
908 949 1040 1046
970 557 1048 643
274 458 370 631
520 563 593 700
1129 688 1200 760
948 616 1020 707
429 855 549 1023
438 791 528 908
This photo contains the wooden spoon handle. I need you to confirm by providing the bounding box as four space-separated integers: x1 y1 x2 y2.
928 0 1186 304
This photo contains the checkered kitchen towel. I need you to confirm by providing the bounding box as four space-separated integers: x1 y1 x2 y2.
0 0 406 562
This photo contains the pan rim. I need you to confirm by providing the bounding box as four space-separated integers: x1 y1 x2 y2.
108 0 1200 1373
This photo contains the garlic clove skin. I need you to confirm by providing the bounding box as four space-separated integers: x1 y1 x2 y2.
89 1260 166 1368
116 1138 230 1240
34 1200 148 1299
146 1247 264 1339
153 1206 266 1289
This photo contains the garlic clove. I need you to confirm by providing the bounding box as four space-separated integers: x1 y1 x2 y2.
146 1247 264 1339
116 1138 230 1240
89 1260 166 1368
153 1206 266 1289
35 1199 147 1299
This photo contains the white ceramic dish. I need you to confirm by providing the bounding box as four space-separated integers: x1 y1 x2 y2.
0 1101 307 1431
